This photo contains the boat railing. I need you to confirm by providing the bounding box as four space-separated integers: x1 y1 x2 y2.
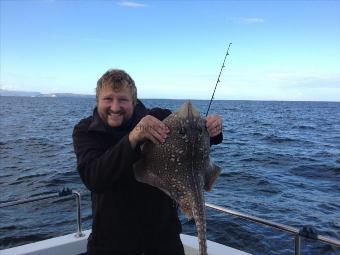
1 189 339 255
0 188 84 238
205 203 340 255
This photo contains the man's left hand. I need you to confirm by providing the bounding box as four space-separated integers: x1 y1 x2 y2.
205 115 222 138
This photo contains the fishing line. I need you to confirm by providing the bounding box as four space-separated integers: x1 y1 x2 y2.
205 43 232 117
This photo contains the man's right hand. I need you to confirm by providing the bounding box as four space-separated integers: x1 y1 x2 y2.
128 115 170 149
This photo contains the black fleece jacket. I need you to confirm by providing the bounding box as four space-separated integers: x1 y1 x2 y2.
72 100 222 254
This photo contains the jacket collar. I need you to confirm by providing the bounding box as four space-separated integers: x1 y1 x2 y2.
88 99 148 133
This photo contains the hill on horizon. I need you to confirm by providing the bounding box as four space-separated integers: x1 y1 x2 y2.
0 89 94 98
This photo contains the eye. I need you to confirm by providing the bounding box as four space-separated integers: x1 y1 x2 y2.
103 97 112 102
179 127 186 135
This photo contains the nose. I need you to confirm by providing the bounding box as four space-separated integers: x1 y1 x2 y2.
110 99 121 112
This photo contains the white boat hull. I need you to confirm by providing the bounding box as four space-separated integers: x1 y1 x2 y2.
0 230 250 255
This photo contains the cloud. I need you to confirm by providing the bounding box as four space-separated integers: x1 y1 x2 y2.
117 1 148 8
229 17 264 24
268 72 340 89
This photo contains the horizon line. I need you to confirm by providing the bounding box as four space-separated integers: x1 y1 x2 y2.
0 89 339 103
1 95 339 103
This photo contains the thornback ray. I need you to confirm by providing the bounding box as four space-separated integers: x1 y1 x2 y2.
133 100 222 255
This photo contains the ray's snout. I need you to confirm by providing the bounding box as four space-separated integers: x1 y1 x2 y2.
177 100 200 119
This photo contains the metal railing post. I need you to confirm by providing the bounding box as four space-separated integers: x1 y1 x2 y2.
72 190 84 238
294 235 301 255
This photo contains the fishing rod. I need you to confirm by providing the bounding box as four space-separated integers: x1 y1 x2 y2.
205 43 232 117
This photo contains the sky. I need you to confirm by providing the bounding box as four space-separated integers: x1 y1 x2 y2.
1 0 340 101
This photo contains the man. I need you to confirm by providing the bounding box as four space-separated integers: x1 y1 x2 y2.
72 69 223 255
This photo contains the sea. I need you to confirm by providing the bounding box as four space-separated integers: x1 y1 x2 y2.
0 96 339 255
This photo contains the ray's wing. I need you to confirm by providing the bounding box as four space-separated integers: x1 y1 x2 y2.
133 141 173 197
204 161 221 192
133 158 172 197
178 199 194 219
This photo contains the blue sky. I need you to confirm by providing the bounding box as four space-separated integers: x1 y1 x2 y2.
1 0 339 101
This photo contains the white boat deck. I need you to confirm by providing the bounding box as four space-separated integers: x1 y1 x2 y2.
0 230 251 255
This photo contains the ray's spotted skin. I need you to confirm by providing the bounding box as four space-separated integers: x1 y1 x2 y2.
134 101 221 255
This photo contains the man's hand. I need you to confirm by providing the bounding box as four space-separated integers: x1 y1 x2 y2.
205 115 222 138
129 115 170 149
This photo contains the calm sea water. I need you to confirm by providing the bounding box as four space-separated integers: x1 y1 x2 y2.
0 96 339 255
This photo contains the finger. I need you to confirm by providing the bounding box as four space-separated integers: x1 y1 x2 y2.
148 118 169 138
204 116 213 127
205 116 220 129
155 120 170 133
209 129 220 138
207 124 216 135
145 133 160 145
144 116 168 131
139 115 169 143
207 119 216 129
207 119 219 131
211 118 222 131
148 125 167 144
207 123 222 137
207 125 215 134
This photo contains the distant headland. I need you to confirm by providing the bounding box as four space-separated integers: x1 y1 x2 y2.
0 89 95 98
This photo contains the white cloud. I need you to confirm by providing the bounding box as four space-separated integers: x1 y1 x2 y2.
268 72 340 89
230 17 264 24
117 1 148 8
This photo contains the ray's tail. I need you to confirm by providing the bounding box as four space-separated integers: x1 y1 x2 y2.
192 185 207 255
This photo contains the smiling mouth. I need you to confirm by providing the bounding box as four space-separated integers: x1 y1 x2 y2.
109 111 123 118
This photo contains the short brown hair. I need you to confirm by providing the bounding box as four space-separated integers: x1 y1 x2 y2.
96 69 137 105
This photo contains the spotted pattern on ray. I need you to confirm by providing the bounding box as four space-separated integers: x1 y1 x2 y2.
133 101 221 255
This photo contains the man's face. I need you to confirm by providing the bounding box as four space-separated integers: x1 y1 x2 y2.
97 86 134 128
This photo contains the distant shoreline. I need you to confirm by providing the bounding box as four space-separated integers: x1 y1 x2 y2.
0 89 95 98
1 89 339 102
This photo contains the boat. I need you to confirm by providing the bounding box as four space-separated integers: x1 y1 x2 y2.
1 189 339 255
0 229 249 255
